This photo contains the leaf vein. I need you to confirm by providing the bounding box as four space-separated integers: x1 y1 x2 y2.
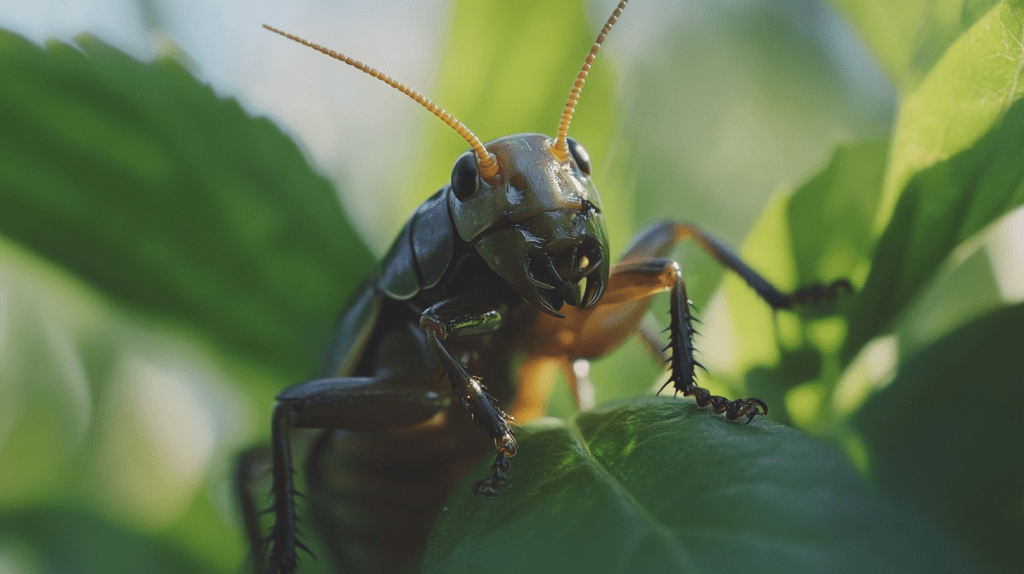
566 418 702 572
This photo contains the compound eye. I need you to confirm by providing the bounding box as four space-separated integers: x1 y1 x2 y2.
451 152 480 201
567 137 591 176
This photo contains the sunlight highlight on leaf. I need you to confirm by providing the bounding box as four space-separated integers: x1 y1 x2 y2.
877 2 1024 234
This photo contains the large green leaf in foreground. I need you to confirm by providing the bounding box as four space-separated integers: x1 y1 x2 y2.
424 397 975 574
0 31 374 377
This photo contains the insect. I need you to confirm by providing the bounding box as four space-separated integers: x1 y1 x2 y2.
237 2 851 573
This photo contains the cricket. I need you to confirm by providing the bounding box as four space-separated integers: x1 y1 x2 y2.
238 2 850 572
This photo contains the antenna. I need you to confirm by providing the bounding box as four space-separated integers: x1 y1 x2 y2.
551 0 628 162
263 24 499 181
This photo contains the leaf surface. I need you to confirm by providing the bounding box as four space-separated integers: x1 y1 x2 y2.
425 397 974 574
0 31 375 377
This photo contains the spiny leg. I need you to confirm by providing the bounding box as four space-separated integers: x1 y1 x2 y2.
618 221 851 419
582 258 768 422
658 267 767 423
264 376 449 574
536 222 849 424
266 403 309 574
419 299 516 497
236 445 272 574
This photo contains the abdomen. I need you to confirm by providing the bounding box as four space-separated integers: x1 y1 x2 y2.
304 405 489 573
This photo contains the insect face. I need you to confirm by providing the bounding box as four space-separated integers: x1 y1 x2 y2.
449 133 610 317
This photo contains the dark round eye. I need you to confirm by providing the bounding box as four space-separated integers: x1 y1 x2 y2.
451 152 480 201
567 137 591 176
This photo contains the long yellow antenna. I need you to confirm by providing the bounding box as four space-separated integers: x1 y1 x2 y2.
552 0 628 163
263 24 499 181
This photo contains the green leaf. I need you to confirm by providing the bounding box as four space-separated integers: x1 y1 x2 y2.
624 5 892 309
715 2 1024 418
844 96 1024 361
425 397 975 574
752 140 889 413
829 0 999 88
856 302 1024 574
816 1 1024 361
0 509 220 574
878 1 1024 223
707 140 887 418
787 140 888 289
0 31 375 377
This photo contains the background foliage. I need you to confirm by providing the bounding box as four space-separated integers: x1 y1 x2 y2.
0 1 1021 573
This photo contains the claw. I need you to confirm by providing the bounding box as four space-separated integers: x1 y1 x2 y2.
580 271 606 309
474 434 517 497
474 479 500 497
531 285 566 317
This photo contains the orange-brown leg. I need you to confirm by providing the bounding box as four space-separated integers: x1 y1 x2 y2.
622 221 851 308
511 356 561 423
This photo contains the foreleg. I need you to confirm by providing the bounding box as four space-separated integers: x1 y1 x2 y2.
419 300 516 497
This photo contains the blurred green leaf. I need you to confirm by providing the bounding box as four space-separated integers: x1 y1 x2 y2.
829 0 998 88
425 397 975 574
0 30 375 378
625 5 890 307
787 140 888 288
844 94 1024 361
708 140 887 416
878 1 1024 225
895 244 1005 357
740 141 888 420
856 302 1024 574
802 1 1024 362
836 2 1024 361
719 2 1024 368
0 508 219 574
